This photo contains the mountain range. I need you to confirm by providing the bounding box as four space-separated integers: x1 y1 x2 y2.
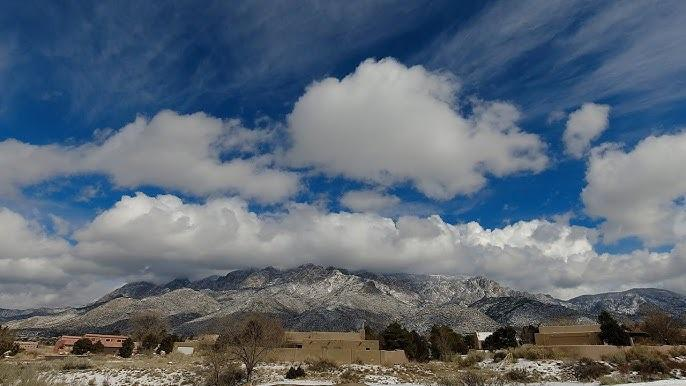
3 264 685 338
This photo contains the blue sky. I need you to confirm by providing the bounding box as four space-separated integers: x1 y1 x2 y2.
1 0 686 308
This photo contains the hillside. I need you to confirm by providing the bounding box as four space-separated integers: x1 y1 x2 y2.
5 265 686 337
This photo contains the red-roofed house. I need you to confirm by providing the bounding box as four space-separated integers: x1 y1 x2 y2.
54 334 129 355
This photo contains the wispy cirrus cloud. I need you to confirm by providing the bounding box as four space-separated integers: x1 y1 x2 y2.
420 0 686 116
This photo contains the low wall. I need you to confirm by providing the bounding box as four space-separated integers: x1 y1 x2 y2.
380 350 409 366
537 344 685 360
265 347 408 365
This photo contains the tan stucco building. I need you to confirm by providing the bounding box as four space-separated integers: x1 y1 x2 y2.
175 329 408 366
267 329 408 366
534 324 602 346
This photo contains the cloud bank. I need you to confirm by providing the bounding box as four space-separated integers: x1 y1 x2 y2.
2 191 685 308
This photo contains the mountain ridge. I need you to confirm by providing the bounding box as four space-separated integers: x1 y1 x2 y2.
4 265 685 338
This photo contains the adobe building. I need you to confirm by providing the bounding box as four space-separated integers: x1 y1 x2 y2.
14 341 38 352
175 329 408 366
534 324 602 346
54 333 129 354
266 329 408 366
173 334 219 355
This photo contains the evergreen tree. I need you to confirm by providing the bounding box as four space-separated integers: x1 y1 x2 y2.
119 338 135 358
380 322 410 351
92 341 105 354
72 338 94 355
429 325 466 360
157 334 179 354
598 311 631 346
408 330 431 362
482 326 518 350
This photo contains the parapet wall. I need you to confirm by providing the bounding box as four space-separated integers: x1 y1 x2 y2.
535 331 602 346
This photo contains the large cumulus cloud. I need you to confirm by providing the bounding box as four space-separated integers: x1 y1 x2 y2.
286 58 548 199
583 130 686 246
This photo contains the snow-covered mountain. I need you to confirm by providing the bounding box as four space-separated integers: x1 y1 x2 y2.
569 288 686 321
5 265 685 337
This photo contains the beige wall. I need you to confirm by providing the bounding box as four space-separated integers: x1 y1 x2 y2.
265 347 408 366
295 339 379 351
535 331 602 346
285 331 364 342
539 324 600 334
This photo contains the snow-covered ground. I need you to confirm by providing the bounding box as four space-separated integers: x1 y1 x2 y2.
42 368 202 385
31 357 686 386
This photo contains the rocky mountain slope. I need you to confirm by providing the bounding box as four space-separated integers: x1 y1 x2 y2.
5 265 685 337
569 288 686 321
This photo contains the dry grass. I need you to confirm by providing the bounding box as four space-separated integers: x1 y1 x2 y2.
438 369 504 386
599 374 630 385
669 345 686 357
452 351 487 368
569 358 612 381
306 358 338 372
0 362 64 386
509 345 563 360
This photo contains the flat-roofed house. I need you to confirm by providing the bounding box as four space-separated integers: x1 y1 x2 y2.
267 329 408 365
54 333 129 354
175 329 408 365
14 341 38 352
534 324 602 346
83 334 129 354
54 335 82 353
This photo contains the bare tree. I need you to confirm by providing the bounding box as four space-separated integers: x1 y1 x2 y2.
642 311 684 345
216 313 285 380
129 310 168 350
0 325 18 355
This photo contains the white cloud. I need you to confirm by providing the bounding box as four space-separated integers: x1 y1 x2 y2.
286 58 548 199
0 110 299 202
563 103 610 158
583 130 686 246
421 1 686 115
68 193 686 299
340 190 400 212
2 191 685 307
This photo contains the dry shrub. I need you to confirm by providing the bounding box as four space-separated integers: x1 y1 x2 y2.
491 351 507 363
624 346 670 377
668 345 686 357
339 368 362 383
453 351 486 368
285 366 306 379
599 374 629 385
510 345 562 360
504 368 534 383
60 357 92 370
307 358 338 372
625 346 668 362
601 350 627 365
570 358 611 381
438 370 504 386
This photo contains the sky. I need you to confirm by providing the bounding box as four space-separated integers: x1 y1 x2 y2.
1 0 686 308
